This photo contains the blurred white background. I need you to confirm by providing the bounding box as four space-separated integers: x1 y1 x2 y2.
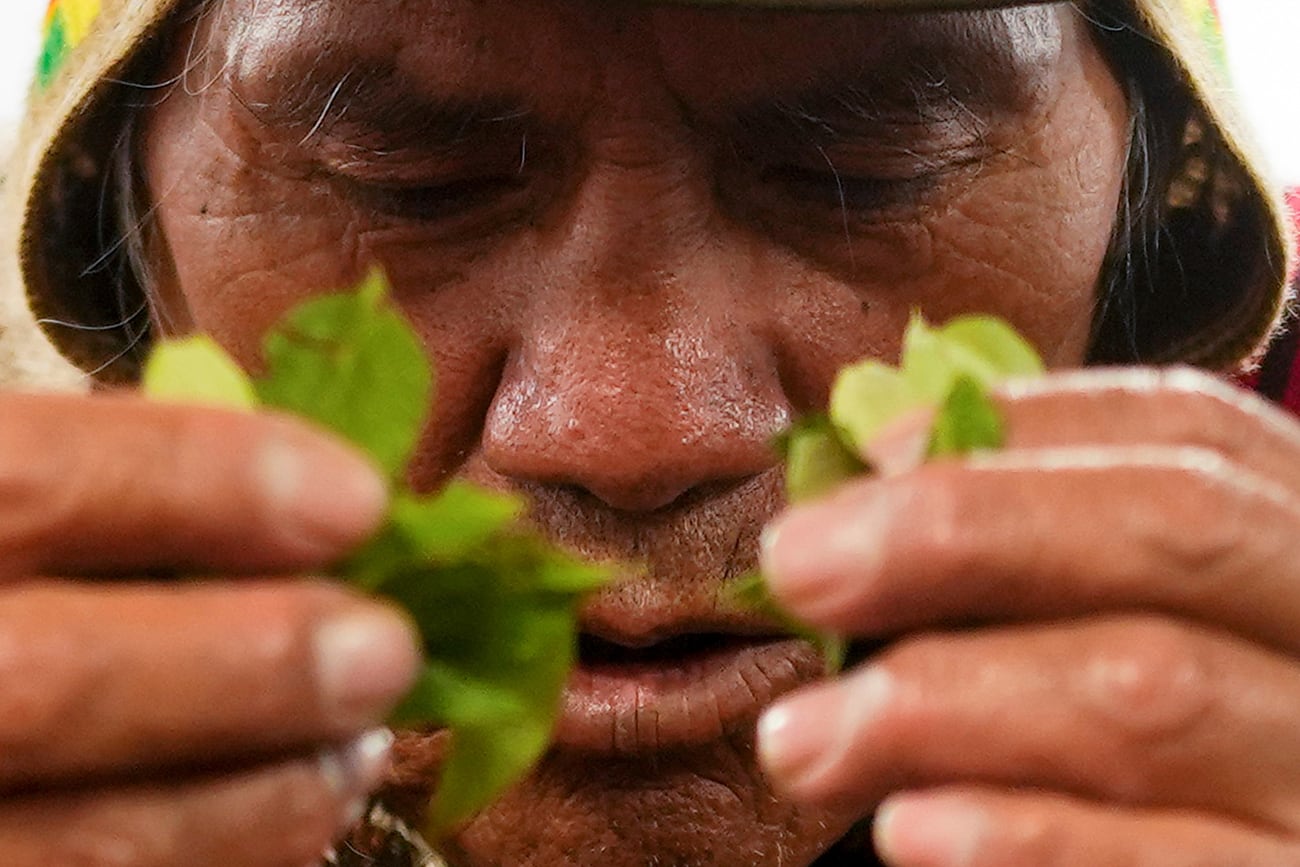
0 0 1296 184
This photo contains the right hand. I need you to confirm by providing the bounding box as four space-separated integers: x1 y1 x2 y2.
0 392 421 867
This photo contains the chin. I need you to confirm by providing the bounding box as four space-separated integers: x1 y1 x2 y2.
445 735 856 867
358 700 860 866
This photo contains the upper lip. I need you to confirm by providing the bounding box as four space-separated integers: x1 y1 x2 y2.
574 566 787 650
510 469 785 624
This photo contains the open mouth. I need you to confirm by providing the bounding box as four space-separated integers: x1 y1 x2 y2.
576 631 764 673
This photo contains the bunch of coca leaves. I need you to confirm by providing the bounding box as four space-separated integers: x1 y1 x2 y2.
729 313 1045 673
143 271 614 839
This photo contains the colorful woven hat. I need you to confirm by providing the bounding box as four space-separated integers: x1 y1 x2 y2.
4 0 1293 381
38 0 103 90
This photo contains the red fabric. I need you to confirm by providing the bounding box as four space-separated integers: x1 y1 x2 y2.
1244 189 1300 415
1245 314 1300 417
1283 342 1300 412
1288 188 1300 250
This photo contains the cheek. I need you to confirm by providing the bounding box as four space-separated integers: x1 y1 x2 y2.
929 24 1127 367
144 106 355 363
766 141 1123 407
821 39 1126 371
921 133 1122 370
144 95 510 368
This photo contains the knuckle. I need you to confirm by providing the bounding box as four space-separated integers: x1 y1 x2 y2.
867 632 949 732
127 410 234 517
170 580 360 727
166 406 268 480
1132 449 1252 576
1077 618 1215 748
0 396 225 570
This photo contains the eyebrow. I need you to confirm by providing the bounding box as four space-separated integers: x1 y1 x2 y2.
234 56 533 154
734 69 990 146
726 13 1056 146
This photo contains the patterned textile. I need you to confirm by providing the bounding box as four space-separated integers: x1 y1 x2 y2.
37 0 102 89
1180 0 1230 74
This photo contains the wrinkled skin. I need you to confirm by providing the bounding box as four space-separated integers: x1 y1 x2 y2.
2 0 1300 865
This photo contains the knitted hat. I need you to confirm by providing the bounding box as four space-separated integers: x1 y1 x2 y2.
8 0 1293 381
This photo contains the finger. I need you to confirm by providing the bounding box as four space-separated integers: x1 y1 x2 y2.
758 616 1300 831
864 368 1300 488
996 368 1300 492
0 729 393 867
873 786 1300 867
0 392 386 577
0 580 418 789
761 445 1300 653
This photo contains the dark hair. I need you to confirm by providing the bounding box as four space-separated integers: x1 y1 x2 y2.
1086 29 1178 363
1082 0 1281 364
1083 1 1192 363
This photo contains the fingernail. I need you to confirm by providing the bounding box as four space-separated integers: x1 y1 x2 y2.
259 426 388 557
319 728 394 829
759 488 891 619
874 792 986 867
758 666 893 798
315 608 421 727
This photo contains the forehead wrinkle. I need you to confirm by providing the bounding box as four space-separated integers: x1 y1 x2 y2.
206 0 595 128
187 0 1068 161
210 15 541 154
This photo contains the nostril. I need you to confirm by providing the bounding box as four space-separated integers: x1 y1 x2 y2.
488 446 778 513
580 476 699 513
538 480 690 515
487 422 734 512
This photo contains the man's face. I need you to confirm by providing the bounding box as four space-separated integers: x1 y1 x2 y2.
142 0 1126 862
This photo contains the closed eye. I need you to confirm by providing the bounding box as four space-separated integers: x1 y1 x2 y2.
759 163 929 214
342 175 527 222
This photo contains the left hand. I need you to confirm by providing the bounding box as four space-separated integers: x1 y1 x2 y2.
757 366 1300 866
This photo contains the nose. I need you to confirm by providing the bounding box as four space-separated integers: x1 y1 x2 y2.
483 308 790 512
481 167 792 512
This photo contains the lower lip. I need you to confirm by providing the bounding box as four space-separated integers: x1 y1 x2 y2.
552 637 825 754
